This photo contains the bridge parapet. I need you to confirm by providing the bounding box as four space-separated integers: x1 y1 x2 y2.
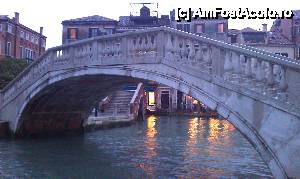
1 26 300 114
161 27 300 114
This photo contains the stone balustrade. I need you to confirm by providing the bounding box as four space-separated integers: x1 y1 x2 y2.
1 26 300 114
161 27 300 112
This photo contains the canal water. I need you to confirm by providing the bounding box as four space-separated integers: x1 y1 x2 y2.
0 116 273 178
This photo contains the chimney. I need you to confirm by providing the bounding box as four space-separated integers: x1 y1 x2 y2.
14 12 19 23
40 27 43 35
262 23 267 32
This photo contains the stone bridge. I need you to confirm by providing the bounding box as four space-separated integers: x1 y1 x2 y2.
0 26 300 178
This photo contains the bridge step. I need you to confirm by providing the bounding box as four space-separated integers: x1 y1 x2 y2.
99 90 134 116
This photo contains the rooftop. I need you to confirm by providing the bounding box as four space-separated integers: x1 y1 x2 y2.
240 27 261 33
62 15 118 24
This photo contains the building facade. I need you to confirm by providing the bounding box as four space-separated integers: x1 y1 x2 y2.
62 6 170 45
145 84 202 113
170 9 228 42
270 10 300 60
228 26 297 59
61 15 118 45
0 12 46 61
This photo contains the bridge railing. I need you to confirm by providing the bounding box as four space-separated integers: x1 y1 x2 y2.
160 27 300 111
129 83 145 119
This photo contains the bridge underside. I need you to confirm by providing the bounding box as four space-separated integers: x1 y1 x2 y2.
17 75 139 137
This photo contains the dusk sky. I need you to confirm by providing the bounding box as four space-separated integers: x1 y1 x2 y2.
2 0 299 48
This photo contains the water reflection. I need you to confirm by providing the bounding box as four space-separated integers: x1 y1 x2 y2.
0 115 273 178
140 115 157 174
206 118 238 176
182 118 238 177
208 118 235 143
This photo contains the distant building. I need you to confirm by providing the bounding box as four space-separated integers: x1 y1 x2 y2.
270 10 300 60
0 12 46 61
61 15 118 44
61 6 170 45
117 5 170 33
169 9 229 42
228 25 297 59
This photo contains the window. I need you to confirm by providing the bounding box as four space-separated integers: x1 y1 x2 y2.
42 39 46 48
104 28 114 35
68 28 78 39
298 47 300 59
26 33 30 40
35 37 39 44
7 24 13 34
217 23 225 33
25 48 33 60
31 35 35 43
6 42 11 56
89 28 99 37
20 30 25 38
195 24 204 34
183 24 190 32
176 24 183 31
0 24 2 32
148 92 155 106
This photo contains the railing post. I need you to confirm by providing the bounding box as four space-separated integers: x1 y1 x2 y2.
245 56 252 77
156 30 165 62
279 66 288 91
49 50 56 72
211 46 223 77
232 52 241 74
121 36 128 61
251 57 257 75
188 40 195 62
165 33 173 60
92 41 98 61
256 59 265 81
267 62 274 86
224 50 233 73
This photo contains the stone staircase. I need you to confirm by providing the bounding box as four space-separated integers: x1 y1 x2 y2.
100 90 134 116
